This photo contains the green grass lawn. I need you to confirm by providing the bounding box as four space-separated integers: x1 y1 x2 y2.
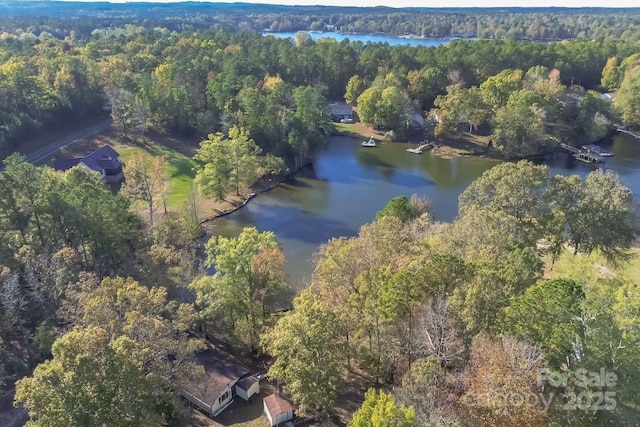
544 246 640 284
117 143 198 210
622 248 640 283
42 129 200 211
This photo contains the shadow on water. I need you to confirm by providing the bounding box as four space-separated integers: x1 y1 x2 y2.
388 169 436 188
245 203 357 245
356 150 396 169
282 177 314 189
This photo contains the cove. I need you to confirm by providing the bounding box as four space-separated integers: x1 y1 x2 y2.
209 134 640 289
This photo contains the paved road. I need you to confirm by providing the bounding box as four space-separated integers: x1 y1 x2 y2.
25 119 112 165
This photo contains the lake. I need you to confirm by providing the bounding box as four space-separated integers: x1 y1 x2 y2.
208 134 640 289
261 30 452 47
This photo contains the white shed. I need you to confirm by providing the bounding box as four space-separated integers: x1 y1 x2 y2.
263 394 294 426
235 376 260 401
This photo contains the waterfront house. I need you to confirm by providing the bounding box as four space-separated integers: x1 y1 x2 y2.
330 103 353 121
181 347 260 417
53 145 124 183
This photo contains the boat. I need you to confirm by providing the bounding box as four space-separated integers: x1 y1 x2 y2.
362 136 376 147
581 144 614 157
406 148 422 154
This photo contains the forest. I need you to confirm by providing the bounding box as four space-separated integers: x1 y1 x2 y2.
1 4 640 427
1 18 640 159
2 2 640 42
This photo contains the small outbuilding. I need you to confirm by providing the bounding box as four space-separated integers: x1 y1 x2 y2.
236 376 260 401
263 394 294 426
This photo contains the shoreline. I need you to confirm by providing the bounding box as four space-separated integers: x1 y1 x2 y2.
332 124 619 162
198 171 297 225
197 127 621 225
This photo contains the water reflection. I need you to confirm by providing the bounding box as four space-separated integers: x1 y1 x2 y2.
210 134 640 287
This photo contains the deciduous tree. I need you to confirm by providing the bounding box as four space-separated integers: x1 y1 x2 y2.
191 227 287 350
459 336 548 427
612 65 640 126
123 153 170 224
194 126 264 200
79 277 204 388
601 56 622 92
545 169 639 262
263 287 345 414
349 388 417 427
15 327 176 427
345 74 367 105
504 278 584 365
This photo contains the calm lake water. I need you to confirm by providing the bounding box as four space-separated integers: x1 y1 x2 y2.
261 30 452 47
209 134 640 289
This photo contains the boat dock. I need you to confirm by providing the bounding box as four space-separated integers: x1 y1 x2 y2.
615 125 640 139
406 140 435 154
560 143 612 164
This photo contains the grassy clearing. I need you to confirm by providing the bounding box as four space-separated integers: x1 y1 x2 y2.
543 247 640 283
332 122 385 140
117 143 198 210
622 248 640 283
47 130 200 211
46 130 268 220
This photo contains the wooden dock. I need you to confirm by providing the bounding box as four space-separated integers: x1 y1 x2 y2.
615 125 640 139
560 143 605 164
407 141 434 154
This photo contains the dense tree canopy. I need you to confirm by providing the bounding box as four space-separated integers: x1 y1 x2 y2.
2 7 640 426
263 287 345 414
15 327 178 427
1 16 639 158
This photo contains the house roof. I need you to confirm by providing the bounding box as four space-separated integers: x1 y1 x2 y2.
264 394 293 416
183 347 252 407
53 158 81 171
330 103 352 112
81 145 122 172
236 376 259 392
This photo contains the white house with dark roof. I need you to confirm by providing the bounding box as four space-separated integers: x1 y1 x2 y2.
53 145 124 183
330 102 353 121
181 347 260 417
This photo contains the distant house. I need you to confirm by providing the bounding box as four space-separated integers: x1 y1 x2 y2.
599 92 614 102
181 347 260 417
53 145 124 183
330 103 353 121
263 394 294 426
411 112 425 129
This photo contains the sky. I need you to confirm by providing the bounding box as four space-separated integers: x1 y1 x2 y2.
69 0 637 8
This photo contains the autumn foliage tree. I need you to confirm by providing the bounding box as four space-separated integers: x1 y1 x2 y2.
123 153 170 224
349 389 417 427
263 287 345 414
15 327 177 427
191 227 287 350
459 335 549 427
